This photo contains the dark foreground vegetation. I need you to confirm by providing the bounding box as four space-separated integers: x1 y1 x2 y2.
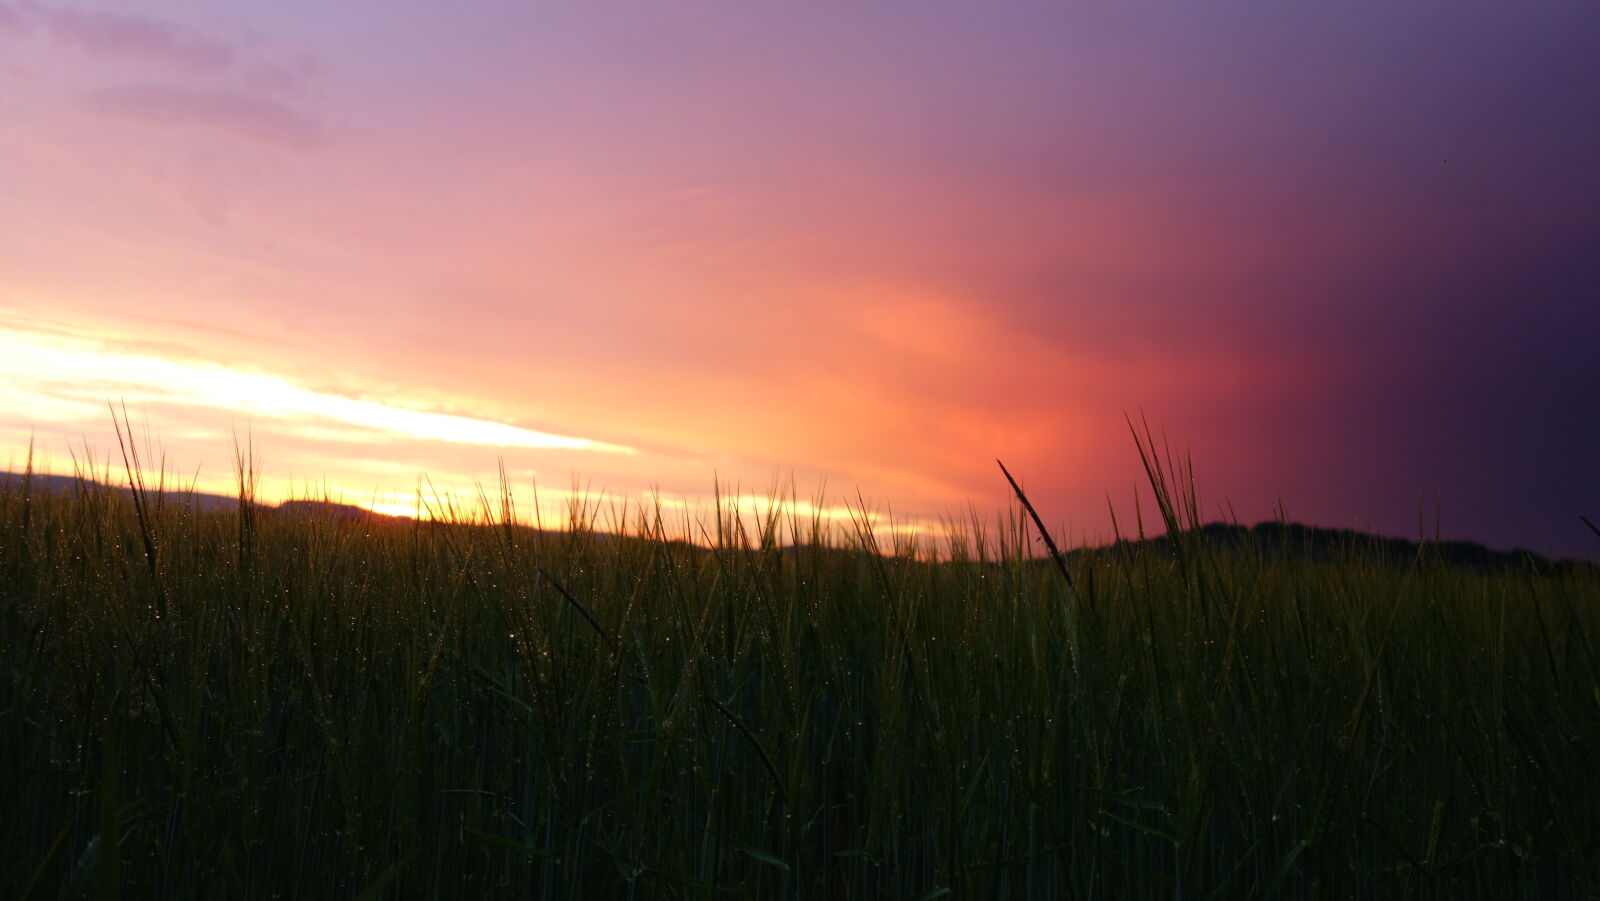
2 446 1597 898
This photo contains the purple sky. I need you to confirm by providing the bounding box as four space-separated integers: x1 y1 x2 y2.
1 2 1597 557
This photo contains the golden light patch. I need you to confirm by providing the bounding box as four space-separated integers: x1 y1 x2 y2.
0 324 634 454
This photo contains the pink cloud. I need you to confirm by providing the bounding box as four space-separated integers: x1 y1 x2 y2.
0 4 30 34
83 84 323 149
20 2 235 74
241 53 321 100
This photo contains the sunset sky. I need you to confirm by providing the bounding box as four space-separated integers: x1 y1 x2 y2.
2 2 1596 557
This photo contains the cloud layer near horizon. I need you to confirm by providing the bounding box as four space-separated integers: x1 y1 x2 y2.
2 2 1596 557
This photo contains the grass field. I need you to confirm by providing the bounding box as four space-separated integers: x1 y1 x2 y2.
2 433 1597 898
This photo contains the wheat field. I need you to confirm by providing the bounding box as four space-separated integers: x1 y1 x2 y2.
2 436 1596 898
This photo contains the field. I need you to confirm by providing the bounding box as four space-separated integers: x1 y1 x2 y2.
2 440 1597 898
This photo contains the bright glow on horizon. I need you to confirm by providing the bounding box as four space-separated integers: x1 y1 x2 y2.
0 314 953 550
0 324 635 455
307 482 942 546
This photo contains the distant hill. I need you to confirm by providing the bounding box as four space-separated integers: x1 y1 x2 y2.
1093 520 1596 575
0 471 406 521
0 470 240 513
272 499 407 522
4 470 1592 571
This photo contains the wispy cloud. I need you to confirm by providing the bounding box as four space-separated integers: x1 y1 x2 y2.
240 53 321 100
3 3 325 148
0 325 635 455
83 83 324 149
0 4 29 35
16 2 234 74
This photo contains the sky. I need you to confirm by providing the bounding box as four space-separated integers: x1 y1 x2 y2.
1 2 1596 557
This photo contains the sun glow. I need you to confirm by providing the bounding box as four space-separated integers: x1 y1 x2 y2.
299 480 942 548
0 323 635 454
0 315 954 550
